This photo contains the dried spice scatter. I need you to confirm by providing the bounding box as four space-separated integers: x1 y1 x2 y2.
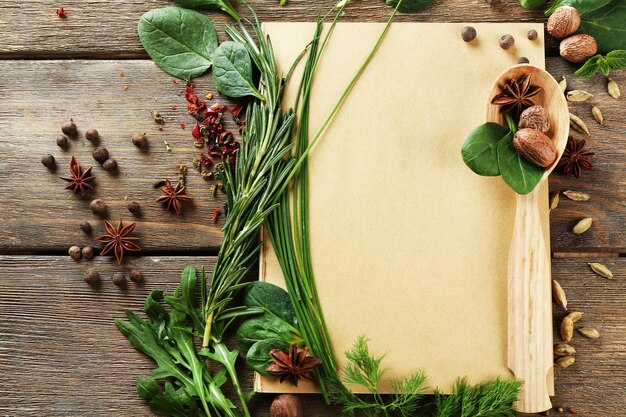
499 34 514 49
132 133 148 148
112 272 127 286
82 246 95 260
156 180 192 215
491 74 542 116
266 344 322 387
90 198 107 216
56 135 69 148
60 156 95 195
103 158 118 172
461 26 476 42
56 7 67 18
127 201 141 215
557 137 594 177
129 269 144 282
212 207 221 223
69 246 82 261
92 146 109 163
151 111 165 125
80 221 92 233
527 29 538 40
85 129 99 141
41 154 55 168
61 119 77 136
96 219 141 265
83 268 100 285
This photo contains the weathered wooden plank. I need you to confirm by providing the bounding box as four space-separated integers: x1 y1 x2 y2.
0 255 624 416
0 1 553 59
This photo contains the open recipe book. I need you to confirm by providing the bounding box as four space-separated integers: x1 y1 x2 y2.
259 22 554 396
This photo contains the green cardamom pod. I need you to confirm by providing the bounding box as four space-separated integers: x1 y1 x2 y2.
572 217 592 234
563 190 590 201
569 113 590 135
578 327 600 339
552 280 567 311
588 262 613 279
560 316 574 343
567 90 593 102
591 106 604 125
554 343 576 356
607 78 620 99
566 311 583 323
549 192 560 210
555 355 575 368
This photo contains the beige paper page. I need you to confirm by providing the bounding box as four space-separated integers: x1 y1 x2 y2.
259 22 552 394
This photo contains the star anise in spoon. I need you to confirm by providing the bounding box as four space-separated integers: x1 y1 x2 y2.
491 74 542 116
96 219 141 265
59 156 95 195
266 344 322 386
156 180 192 215
557 136 594 177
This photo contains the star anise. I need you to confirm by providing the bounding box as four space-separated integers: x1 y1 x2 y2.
266 344 322 386
156 180 192 215
491 74 542 116
557 136 594 177
59 156 95 195
96 219 141 265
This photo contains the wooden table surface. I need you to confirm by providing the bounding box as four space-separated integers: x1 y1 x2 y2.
0 1 624 416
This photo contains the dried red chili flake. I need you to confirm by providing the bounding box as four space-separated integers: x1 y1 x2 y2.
192 122 201 139
172 105 177 110
230 104 244 119
212 208 221 223
159 126 164 132
185 84 198 104
172 79 179 85
218 131 233 145
56 7 67 18
180 123 186 130
199 153 212 168
120 71 125 77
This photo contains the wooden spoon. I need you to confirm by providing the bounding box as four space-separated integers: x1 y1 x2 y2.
486 64 569 414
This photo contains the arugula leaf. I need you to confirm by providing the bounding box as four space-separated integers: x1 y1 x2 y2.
165 265 205 334
138 7 218 79
579 0 626 54
461 123 509 177
385 0 436 13
212 41 264 100
246 338 290 374
136 378 200 417
519 0 548 9
497 132 544 195
545 0 610 15
174 0 241 21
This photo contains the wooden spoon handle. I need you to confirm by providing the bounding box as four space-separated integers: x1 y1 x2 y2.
508 188 553 413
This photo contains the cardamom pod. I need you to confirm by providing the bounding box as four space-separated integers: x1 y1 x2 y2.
549 192 560 210
559 76 567 93
572 217 592 234
552 280 567 311
563 190 590 201
588 262 613 279
554 343 576 356
591 106 604 125
567 90 593 102
555 355 575 368
566 311 583 323
561 316 574 342
569 113 590 135
578 327 600 339
607 78 620 99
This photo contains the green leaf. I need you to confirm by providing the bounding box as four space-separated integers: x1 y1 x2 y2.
606 49 626 68
519 0 547 9
461 123 509 177
575 54 603 77
236 314 295 353
136 378 200 417
174 0 241 21
497 133 544 195
246 338 290 374
212 41 264 100
138 7 218 79
243 281 297 326
165 265 205 334
385 0 436 13
579 0 626 54
598 58 612 76
545 0 610 15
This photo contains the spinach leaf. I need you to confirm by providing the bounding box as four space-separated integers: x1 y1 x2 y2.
246 338 291 375
461 123 509 177
545 0 610 15
212 41 264 100
497 133 544 195
385 0 436 13
236 314 295 353
174 0 241 21
244 281 297 326
519 0 547 9
138 7 218 79
579 0 626 54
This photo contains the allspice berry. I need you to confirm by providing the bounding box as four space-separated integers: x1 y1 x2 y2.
92 146 109 163
85 128 99 141
80 221 92 233
518 57 530 64
519 105 551 132
56 135 69 148
83 268 100 285
560 34 598 63
132 133 148 148
461 26 476 42
103 158 118 172
547 6 581 40
270 394 303 417
527 29 538 41
112 272 127 286
499 34 515 49
90 198 107 217
129 269 144 282
69 245 82 261
61 119 77 136
41 154 56 168
82 246 95 260
128 201 141 215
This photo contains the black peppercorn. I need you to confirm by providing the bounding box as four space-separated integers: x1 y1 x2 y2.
128 201 141 215
56 135 69 148
129 269 144 282
61 119 77 136
92 146 109 163
518 57 530 64
90 198 107 217
69 245 82 261
528 29 538 41
41 154 56 168
80 221 92 233
132 133 148 148
112 272 126 286
103 158 118 172
85 128 99 141
82 246 95 260
83 268 100 285
461 26 476 42
499 34 515 49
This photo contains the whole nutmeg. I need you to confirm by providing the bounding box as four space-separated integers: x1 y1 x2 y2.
80 221 92 233
103 158 118 172
112 272 127 286
83 268 100 285
90 198 107 217
270 394 303 417
82 246 95 260
547 6 581 40
41 154 56 168
499 34 514 49
513 128 557 168
519 105 551 133
127 201 141 215
560 34 598 63
527 29 538 41
129 269 144 282
461 26 476 42
61 119 77 136
92 146 109 163
132 133 148 148
85 128 99 141
56 135 69 148
68 245 82 261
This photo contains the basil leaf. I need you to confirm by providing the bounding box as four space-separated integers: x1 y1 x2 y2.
174 0 240 21
461 123 509 177
545 0 610 15
497 133 544 195
138 7 218 79
598 59 612 76
246 338 291 375
579 0 626 54
385 0 436 13
519 0 548 9
236 314 294 353
212 41 264 100
244 281 297 326
606 49 626 68
575 55 603 77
